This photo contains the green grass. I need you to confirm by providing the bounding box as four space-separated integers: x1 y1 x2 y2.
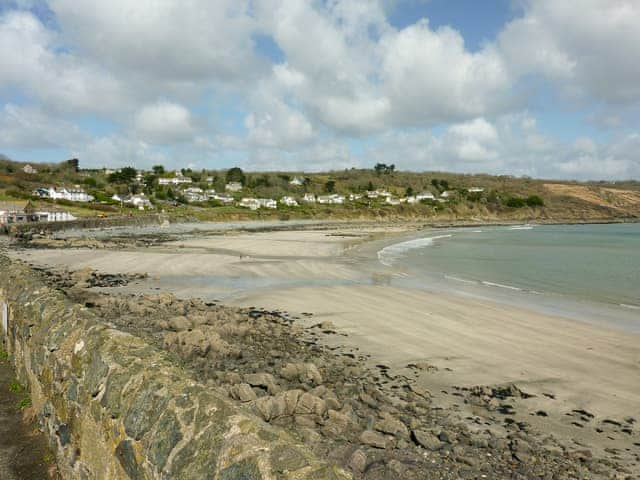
8 379 23 394
0 348 8 362
17 396 32 411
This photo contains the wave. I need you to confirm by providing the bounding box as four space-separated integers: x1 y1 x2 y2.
509 224 534 230
481 280 522 291
377 234 453 266
620 303 640 310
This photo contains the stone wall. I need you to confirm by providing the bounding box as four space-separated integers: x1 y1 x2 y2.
0 253 350 479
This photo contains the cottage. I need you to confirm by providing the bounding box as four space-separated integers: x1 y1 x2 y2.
317 194 345 205
158 172 193 185
280 196 299 207
440 190 454 199
385 197 401 205
468 187 485 193
289 176 305 186
239 198 260 210
41 186 93 202
349 193 364 201
22 164 38 174
225 182 243 192
208 192 234 204
0 202 75 225
416 191 435 201
303 193 316 203
183 187 206 203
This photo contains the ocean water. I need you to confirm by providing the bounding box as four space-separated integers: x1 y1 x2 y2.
378 223 640 311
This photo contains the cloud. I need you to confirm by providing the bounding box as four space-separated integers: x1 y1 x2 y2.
0 103 88 148
499 0 640 104
134 101 196 144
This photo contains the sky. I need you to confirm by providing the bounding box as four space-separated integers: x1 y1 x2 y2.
0 0 639 180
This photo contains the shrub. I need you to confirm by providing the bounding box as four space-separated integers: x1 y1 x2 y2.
506 197 526 208
526 195 544 207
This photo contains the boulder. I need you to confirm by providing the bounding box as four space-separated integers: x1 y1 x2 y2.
359 430 388 449
281 362 323 385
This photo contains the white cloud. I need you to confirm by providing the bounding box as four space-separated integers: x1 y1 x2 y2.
0 103 88 148
134 101 196 144
499 0 640 104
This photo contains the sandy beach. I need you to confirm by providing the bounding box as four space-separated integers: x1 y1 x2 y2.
15 223 640 467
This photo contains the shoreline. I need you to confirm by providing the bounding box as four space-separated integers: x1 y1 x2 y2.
8 222 640 475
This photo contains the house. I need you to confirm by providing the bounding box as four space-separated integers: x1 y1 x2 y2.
405 196 418 204
0 202 75 225
317 194 345 205
208 192 234 204
22 164 38 174
468 187 485 193
440 190 454 199
349 193 364 201
205 176 214 183
280 196 299 207
239 198 260 210
366 191 378 199
289 176 305 186
183 187 206 203
111 194 154 210
41 186 93 202
376 189 392 198
416 191 435 201
385 197 401 205
158 172 192 185
303 193 316 203
225 182 243 192
238 197 277 210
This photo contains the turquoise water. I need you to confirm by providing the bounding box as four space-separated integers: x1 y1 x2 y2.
379 223 640 308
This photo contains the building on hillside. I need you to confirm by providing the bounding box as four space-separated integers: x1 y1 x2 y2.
289 176 305 186
0 202 75 225
405 196 418 204
280 196 299 207
349 193 364 201
183 187 206 203
158 172 192 185
239 197 277 210
303 193 316 203
468 187 485 193
22 164 38 174
440 190 454 199
317 194 345 205
225 181 243 192
205 176 214 183
112 194 154 210
416 191 435 201
366 190 378 199
385 197 401 205
208 192 234 204
37 186 93 202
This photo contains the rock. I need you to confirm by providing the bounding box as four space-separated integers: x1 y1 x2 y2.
438 430 457 444
232 383 257 402
359 430 388 449
280 363 323 385
244 372 277 390
322 410 354 438
359 392 378 409
374 413 409 439
168 316 192 331
295 393 327 417
254 395 287 422
348 449 367 473
412 430 442 451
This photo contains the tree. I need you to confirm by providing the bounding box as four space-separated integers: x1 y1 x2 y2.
226 167 245 185
405 186 414 197
152 165 165 175
374 163 395 175
367 181 374 191
325 180 336 193
108 167 137 184
506 197 526 208
526 195 544 207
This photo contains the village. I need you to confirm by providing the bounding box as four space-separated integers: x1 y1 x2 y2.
0 161 498 227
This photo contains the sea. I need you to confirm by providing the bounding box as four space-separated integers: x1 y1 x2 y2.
377 223 640 333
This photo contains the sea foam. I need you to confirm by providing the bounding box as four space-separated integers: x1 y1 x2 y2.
377 234 453 266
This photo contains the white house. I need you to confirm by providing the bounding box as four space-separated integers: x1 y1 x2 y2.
416 191 435 201
280 196 299 207
183 187 206 203
0 203 75 224
258 198 277 209
405 196 418 204
44 187 93 202
112 193 154 210
208 192 234 204
349 193 364 201
317 194 345 205
440 190 454 198
366 190 378 199
289 176 305 186
239 198 260 210
468 187 485 193
158 173 192 185
385 197 401 205
225 182 243 192
303 193 316 203
22 164 38 174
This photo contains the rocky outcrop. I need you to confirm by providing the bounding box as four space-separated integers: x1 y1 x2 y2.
0 254 350 479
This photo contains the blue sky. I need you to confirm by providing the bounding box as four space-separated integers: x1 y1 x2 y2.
0 0 639 179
